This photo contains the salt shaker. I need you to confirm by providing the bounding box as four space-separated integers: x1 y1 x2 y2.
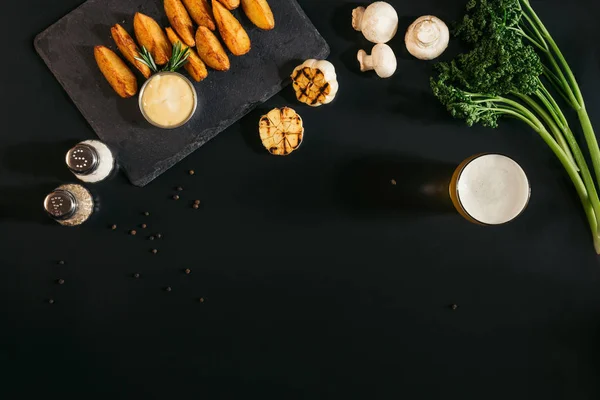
43 184 95 226
66 140 116 183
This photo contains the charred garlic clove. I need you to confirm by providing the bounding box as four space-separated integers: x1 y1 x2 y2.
291 59 339 107
352 1 398 44
357 44 397 78
405 15 449 60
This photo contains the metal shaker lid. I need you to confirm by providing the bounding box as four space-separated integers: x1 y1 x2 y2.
66 143 99 175
44 190 77 220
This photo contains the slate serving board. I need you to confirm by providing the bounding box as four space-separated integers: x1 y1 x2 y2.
34 0 330 186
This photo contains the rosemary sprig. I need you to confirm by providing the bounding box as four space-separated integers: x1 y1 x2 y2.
164 42 191 72
135 46 158 73
135 42 190 75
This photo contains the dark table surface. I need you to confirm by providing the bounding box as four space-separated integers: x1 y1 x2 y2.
2 0 600 398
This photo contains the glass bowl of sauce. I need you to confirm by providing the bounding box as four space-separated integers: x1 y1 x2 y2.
139 72 197 129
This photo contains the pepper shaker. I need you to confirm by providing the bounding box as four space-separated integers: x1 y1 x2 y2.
43 184 95 226
66 140 116 183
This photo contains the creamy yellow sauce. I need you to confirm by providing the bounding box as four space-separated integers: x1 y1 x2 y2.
141 74 195 128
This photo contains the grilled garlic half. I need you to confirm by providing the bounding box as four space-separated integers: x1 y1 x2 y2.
291 59 339 107
259 107 304 156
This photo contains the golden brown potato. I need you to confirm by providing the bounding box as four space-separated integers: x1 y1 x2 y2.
164 0 196 47
217 0 239 10
94 46 138 98
241 0 274 30
195 26 230 71
133 12 173 65
182 0 216 31
166 27 208 82
212 0 251 56
111 24 152 78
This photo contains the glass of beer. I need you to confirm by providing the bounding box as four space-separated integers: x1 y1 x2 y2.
449 153 531 225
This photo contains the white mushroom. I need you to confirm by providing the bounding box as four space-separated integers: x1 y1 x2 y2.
405 15 449 60
352 2 398 44
357 44 397 78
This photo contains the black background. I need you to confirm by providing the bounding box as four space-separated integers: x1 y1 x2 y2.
2 0 600 398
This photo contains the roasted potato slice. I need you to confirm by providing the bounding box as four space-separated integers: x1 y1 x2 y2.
164 0 196 47
111 24 152 78
241 0 274 30
182 0 216 31
94 46 138 98
217 0 239 10
166 27 208 82
212 0 251 56
133 12 173 65
195 26 230 71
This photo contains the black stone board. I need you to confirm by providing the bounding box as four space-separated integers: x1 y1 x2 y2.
34 0 330 186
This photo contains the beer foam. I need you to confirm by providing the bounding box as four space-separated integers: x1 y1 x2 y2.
457 154 530 225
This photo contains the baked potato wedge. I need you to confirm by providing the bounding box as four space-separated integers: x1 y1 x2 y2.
133 12 172 65
111 24 152 78
216 0 239 10
164 0 196 47
241 0 274 30
212 0 251 56
195 26 230 71
166 27 208 82
182 0 216 31
94 46 138 98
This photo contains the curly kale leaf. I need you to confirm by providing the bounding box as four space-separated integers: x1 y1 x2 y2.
453 0 524 43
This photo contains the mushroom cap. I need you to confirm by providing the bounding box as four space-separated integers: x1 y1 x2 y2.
357 2 398 44
405 15 449 60
371 43 397 78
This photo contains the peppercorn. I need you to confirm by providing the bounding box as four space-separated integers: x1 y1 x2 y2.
57 260 65 265
184 268 191 274
151 249 158 254
133 273 140 279
165 286 172 292
57 279 65 285
111 224 117 230
143 211 150 216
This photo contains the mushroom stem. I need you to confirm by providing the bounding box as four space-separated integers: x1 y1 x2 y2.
357 49 373 72
415 20 440 47
352 7 366 31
